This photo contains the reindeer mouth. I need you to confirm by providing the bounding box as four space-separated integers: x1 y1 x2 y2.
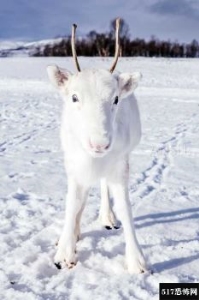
81 139 110 158
86 140 112 158
88 149 109 158
85 145 112 158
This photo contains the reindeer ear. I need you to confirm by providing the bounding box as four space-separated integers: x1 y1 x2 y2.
47 65 72 89
118 72 142 98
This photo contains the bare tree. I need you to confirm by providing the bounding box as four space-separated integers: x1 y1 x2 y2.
32 19 199 58
110 18 130 40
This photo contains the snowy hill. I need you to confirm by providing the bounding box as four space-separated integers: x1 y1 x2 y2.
0 57 199 299
0 38 63 57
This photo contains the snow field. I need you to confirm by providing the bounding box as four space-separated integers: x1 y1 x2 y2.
0 57 199 299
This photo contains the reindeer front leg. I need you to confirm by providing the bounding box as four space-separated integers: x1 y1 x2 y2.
54 177 88 269
108 163 147 273
99 178 118 229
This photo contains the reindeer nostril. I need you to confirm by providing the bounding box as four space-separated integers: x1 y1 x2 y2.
89 139 94 149
105 143 110 150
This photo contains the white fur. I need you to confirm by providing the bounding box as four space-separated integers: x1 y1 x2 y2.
47 65 147 273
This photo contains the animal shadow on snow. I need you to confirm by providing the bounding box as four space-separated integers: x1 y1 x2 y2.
134 207 199 272
134 207 199 229
153 253 199 273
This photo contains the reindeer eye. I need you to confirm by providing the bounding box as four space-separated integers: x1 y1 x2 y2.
113 96 119 105
72 94 79 102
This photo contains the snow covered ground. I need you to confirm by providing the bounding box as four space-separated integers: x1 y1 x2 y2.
0 57 199 299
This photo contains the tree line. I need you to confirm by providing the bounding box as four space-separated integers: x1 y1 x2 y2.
33 19 199 58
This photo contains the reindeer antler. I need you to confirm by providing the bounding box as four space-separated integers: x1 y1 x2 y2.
109 18 121 73
71 19 120 73
71 24 81 72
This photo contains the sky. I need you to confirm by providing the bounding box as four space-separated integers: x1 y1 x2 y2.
0 0 199 43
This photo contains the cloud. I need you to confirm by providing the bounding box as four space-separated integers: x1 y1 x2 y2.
0 0 125 40
0 0 198 42
149 0 199 20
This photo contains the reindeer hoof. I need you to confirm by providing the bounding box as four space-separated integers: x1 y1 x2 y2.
54 262 62 270
54 260 76 270
114 225 120 230
105 226 112 230
105 224 120 230
67 262 76 269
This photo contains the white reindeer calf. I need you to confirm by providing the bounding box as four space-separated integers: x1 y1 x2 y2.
47 20 147 274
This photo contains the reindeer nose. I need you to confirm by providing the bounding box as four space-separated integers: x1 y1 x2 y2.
89 139 110 152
